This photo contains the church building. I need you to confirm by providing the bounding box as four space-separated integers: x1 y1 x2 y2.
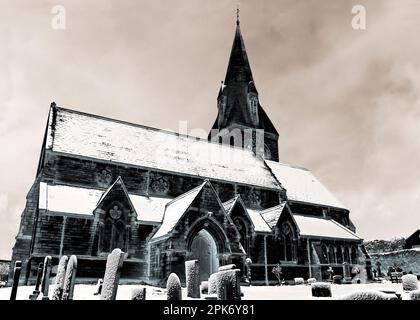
10 18 370 285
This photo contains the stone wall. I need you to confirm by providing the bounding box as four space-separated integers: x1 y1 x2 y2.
369 249 420 276
42 153 282 210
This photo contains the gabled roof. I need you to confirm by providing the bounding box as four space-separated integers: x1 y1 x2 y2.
265 160 346 210
44 106 281 191
222 196 239 214
260 202 288 229
293 215 361 241
223 196 271 234
95 176 136 214
151 182 207 240
38 182 171 223
246 209 272 233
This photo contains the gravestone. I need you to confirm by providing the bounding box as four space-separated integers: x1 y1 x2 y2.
216 268 241 300
10 261 22 300
40 256 52 300
167 273 182 300
131 287 146 300
62 255 77 300
100 248 125 300
185 260 200 298
311 282 332 297
29 263 43 300
52 256 68 300
94 279 103 295
208 273 218 294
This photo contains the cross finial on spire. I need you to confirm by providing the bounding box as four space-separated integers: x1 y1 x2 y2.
236 5 240 26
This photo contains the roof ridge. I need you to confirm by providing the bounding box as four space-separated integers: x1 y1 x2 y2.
266 160 309 172
165 181 207 208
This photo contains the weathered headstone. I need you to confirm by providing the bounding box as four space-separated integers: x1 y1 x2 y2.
311 282 332 297
52 255 68 300
131 287 146 300
62 255 77 300
29 262 43 300
185 259 200 298
166 273 182 300
40 256 52 300
208 273 218 294
94 279 103 295
100 248 125 300
10 261 22 300
216 268 241 300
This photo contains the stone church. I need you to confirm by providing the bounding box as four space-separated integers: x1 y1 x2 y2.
10 18 370 285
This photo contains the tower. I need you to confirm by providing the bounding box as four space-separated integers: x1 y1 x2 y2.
208 13 279 161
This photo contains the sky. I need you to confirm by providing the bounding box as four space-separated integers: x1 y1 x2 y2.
1 0 420 259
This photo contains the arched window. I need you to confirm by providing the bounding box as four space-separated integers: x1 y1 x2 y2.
234 218 248 253
336 246 343 264
218 136 223 144
328 245 336 264
248 94 259 125
351 246 358 264
344 247 350 263
230 136 235 147
279 223 296 262
321 244 328 263
101 204 126 253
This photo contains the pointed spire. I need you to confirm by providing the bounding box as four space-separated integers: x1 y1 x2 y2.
224 12 254 85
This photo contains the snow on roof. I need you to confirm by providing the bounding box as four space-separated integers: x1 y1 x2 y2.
151 183 206 240
246 209 272 233
223 196 271 233
46 107 281 190
293 215 361 240
39 182 103 215
39 182 171 222
265 160 346 209
129 195 171 223
260 203 287 229
222 196 238 214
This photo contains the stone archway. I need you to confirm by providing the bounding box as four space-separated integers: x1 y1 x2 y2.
190 229 219 281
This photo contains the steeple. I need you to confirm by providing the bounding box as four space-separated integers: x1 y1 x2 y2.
209 13 279 161
224 14 254 86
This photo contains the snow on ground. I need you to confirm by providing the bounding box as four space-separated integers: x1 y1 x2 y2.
0 281 415 300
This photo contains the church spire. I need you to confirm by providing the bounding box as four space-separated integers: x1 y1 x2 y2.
224 10 254 86
209 13 279 161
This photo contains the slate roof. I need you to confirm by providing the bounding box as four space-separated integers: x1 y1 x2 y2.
265 160 346 209
246 209 272 233
260 202 288 229
151 182 206 240
293 215 361 241
222 196 271 233
44 106 281 190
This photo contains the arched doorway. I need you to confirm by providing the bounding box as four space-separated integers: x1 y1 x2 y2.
190 229 219 281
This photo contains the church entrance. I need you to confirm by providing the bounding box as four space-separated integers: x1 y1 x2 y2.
190 229 219 281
